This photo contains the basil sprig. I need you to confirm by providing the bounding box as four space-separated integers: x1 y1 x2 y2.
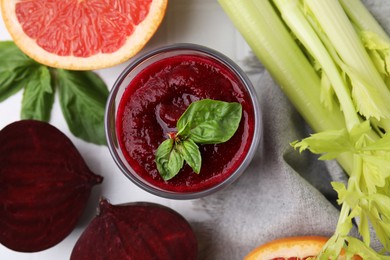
0 41 108 145
155 99 242 181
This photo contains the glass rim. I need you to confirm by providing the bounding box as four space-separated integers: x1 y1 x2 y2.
105 43 262 200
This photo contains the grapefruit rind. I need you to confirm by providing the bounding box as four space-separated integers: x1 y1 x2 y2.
1 0 168 70
245 236 328 260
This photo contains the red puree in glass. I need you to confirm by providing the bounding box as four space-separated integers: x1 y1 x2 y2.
117 54 255 193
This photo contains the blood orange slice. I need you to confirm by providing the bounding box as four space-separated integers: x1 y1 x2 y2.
1 0 168 70
245 236 362 260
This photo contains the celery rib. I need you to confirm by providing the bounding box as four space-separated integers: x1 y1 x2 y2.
304 0 390 123
340 0 390 132
218 0 352 173
340 0 390 41
272 0 360 132
217 0 345 132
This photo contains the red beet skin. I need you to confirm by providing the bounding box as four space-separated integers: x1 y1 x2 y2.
0 120 103 252
71 199 198 260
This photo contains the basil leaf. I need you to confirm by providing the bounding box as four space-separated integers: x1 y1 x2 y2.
176 121 191 137
156 139 184 181
177 139 201 174
156 99 243 180
177 99 242 144
0 41 37 102
21 66 54 121
56 69 108 145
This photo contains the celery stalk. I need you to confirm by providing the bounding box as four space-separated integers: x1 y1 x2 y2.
304 0 390 125
272 0 360 132
340 0 390 41
340 0 390 132
340 0 390 79
218 0 352 173
217 0 342 131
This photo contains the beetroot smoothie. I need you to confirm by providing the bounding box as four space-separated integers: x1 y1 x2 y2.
116 53 256 193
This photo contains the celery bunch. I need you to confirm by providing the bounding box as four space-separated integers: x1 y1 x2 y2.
218 0 390 258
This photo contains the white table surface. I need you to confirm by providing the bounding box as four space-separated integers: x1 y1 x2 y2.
0 0 254 259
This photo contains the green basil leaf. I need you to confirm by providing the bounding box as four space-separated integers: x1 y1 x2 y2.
177 99 242 144
21 66 54 121
156 99 243 179
56 69 109 145
177 139 201 174
0 41 37 102
155 139 184 180
176 121 191 138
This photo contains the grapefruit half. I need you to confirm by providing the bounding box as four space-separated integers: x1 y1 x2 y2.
245 236 362 260
1 0 168 70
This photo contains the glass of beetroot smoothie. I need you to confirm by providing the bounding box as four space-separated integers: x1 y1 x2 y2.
105 43 261 199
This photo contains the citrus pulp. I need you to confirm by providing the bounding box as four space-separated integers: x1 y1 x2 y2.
1 0 168 70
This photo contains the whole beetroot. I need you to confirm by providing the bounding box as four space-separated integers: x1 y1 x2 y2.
71 199 198 260
0 120 103 252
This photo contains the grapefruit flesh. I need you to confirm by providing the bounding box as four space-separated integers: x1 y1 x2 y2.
1 0 168 70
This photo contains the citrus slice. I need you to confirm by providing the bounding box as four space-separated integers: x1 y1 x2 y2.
245 236 362 260
1 0 168 70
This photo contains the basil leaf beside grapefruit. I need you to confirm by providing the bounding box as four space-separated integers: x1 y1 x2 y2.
0 41 36 102
56 70 108 145
21 66 54 122
0 41 109 145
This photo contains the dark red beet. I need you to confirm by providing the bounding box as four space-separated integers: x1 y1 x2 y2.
0 120 103 252
71 199 198 260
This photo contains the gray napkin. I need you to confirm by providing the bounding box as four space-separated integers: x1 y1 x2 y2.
193 69 353 259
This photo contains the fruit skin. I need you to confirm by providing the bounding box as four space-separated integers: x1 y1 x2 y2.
245 236 327 260
245 236 362 260
70 199 198 260
1 0 168 70
0 120 103 252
